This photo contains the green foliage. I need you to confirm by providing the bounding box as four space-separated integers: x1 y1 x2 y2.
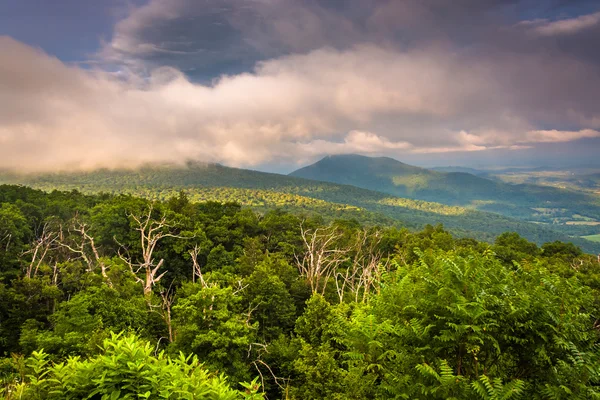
4 333 262 399
291 154 600 237
541 240 584 259
20 285 152 357
370 249 600 399
492 232 540 264
470 375 525 400
3 161 599 253
172 283 256 383
0 202 31 276
1 184 599 399
242 258 298 340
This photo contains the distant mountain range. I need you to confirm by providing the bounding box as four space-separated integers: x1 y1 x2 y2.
290 155 503 204
2 159 599 253
432 165 600 190
290 154 600 232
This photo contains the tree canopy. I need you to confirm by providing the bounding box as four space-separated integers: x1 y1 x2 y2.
0 185 599 399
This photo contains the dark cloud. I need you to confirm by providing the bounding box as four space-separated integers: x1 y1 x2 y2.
0 0 599 171
98 0 600 76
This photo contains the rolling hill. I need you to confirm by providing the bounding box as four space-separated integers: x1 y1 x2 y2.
454 166 600 195
2 162 599 253
290 155 505 204
290 154 600 234
430 166 490 176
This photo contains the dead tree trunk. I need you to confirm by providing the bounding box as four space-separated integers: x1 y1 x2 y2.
335 228 390 303
60 219 112 286
295 224 349 295
159 289 175 343
23 222 59 279
189 245 208 287
119 204 183 299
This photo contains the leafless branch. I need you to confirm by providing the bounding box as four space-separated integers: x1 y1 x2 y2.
294 223 350 295
119 205 186 298
249 342 291 395
189 245 208 287
59 218 112 286
334 228 390 303
22 222 60 279
0 232 12 252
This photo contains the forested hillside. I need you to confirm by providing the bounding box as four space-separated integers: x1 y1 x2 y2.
489 169 600 195
290 155 600 233
1 185 600 399
2 163 598 253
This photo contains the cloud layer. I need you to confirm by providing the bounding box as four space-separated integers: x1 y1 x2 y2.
1 0 600 171
528 11 600 36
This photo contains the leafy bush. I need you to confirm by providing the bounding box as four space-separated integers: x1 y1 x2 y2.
3 333 262 399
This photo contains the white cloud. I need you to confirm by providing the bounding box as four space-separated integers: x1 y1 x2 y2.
0 34 599 172
295 131 412 157
522 129 600 143
527 12 600 36
0 37 490 171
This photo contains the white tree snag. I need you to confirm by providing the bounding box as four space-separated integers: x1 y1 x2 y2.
23 222 59 279
59 219 112 286
121 204 183 298
335 228 389 303
295 223 350 295
1 232 12 252
160 288 175 343
189 245 208 287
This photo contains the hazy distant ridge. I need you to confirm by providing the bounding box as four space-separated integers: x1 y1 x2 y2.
2 160 599 253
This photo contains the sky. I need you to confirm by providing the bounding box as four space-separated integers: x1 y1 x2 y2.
1 0 600 173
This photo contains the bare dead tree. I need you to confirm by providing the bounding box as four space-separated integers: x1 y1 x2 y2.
22 222 60 279
188 245 223 317
335 229 391 303
1 232 12 252
59 218 112 286
295 223 350 295
233 279 249 296
159 287 175 343
118 204 185 298
245 303 261 327
189 245 208 287
248 342 291 397
571 258 585 271
144 282 177 344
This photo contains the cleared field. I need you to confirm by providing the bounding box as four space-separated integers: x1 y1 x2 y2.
566 221 600 226
583 234 600 242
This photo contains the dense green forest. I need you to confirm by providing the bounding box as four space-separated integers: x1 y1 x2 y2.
290 155 600 232
1 184 600 399
2 163 599 254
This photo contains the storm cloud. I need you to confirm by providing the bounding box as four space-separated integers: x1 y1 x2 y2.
1 0 599 171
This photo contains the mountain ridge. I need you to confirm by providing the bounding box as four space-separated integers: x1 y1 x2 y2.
2 161 599 253
289 154 600 229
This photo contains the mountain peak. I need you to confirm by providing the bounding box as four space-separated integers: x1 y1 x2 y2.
289 154 430 190
289 153 511 205
305 154 423 174
320 153 407 164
